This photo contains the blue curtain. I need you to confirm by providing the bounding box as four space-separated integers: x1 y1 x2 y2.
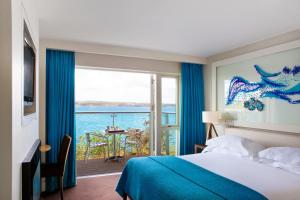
46 49 76 191
180 63 206 155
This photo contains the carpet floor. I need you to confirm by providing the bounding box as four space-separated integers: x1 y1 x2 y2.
42 175 123 200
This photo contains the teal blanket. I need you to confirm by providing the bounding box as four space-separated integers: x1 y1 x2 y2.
116 156 267 200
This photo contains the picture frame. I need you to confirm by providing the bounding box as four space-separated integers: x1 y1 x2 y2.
211 39 300 134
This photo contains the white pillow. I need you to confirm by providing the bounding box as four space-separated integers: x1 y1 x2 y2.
203 145 246 158
258 147 300 166
258 155 300 175
204 135 265 158
271 162 300 175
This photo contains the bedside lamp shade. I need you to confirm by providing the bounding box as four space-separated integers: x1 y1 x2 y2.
202 111 223 124
202 111 224 140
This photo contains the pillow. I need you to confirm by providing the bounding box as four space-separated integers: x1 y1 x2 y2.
203 145 247 158
258 147 300 166
271 162 300 175
204 135 265 158
258 155 300 175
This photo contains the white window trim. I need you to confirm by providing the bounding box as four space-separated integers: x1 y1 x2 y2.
75 66 181 156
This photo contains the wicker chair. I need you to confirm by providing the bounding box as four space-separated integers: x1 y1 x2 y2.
123 129 143 159
84 132 109 163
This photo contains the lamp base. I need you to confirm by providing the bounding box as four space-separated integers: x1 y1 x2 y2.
207 123 218 140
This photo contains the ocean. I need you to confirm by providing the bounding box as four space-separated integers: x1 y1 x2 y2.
75 105 176 141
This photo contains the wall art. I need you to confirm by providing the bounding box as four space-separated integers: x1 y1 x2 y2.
216 45 300 132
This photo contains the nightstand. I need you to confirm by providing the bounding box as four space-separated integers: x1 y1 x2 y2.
194 144 207 153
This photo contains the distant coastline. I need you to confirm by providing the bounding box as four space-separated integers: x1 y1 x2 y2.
76 101 175 107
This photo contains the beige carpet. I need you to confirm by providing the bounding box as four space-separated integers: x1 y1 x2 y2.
42 175 123 200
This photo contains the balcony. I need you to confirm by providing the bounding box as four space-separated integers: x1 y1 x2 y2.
76 111 177 177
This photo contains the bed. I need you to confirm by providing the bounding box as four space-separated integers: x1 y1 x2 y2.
116 133 300 200
183 152 300 200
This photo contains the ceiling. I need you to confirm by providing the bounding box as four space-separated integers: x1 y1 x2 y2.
39 0 300 57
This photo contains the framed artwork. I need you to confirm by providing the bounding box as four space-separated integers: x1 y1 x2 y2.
212 40 300 133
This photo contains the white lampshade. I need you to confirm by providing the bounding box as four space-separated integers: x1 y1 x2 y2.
202 111 224 124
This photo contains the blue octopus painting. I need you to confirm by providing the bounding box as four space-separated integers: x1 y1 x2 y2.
226 65 300 106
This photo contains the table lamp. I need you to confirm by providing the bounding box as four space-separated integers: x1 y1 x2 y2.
202 111 224 140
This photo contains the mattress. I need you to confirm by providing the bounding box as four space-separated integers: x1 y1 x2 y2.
181 152 300 200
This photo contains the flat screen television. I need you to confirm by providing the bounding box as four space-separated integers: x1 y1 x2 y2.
24 41 35 103
23 22 36 115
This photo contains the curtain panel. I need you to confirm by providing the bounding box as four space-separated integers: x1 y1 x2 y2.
46 49 76 191
180 63 206 155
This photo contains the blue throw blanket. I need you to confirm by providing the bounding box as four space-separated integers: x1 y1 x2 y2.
116 156 267 200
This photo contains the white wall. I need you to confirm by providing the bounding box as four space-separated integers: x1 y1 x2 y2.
76 52 180 75
12 0 39 198
0 0 39 199
40 39 207 64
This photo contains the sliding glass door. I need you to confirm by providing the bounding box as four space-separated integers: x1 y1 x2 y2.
151 75 180 156
161 77 179 155
75 69 154 176
75 68 180 176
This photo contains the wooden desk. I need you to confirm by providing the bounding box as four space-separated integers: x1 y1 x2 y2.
40 144 51 153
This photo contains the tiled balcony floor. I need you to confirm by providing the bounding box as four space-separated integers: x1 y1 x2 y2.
76 155 143 177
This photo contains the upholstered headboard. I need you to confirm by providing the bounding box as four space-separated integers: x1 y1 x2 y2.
220 127 300 148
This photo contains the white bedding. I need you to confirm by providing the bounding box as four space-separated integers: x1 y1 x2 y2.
181 152 300 200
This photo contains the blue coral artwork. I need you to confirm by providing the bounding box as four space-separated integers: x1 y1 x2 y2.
243 98 264 111
227 65 300 111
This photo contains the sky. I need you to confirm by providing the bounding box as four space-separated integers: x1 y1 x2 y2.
75 68 176 104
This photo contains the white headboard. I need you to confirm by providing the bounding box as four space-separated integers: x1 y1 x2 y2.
222 127 300 148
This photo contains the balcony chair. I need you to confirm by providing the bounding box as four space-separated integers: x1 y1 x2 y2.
123 129 143 159
84 132 109 163
41 135 72 200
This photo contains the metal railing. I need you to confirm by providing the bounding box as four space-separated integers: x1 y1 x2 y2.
75 111 176 126
75 111 178 156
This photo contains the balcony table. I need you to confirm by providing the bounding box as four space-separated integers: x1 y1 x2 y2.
106 130 127 161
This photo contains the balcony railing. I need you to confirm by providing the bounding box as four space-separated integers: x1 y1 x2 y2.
75 111 177 160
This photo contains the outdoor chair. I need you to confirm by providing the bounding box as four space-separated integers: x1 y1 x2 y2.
84 132 109 163
123 129 143 159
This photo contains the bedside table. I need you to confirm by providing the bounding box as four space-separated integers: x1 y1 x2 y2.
194 144 207 153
